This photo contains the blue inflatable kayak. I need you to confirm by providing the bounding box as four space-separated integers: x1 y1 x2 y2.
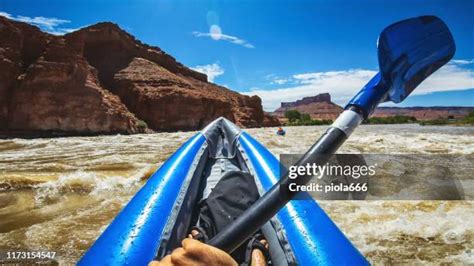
79 117 367 265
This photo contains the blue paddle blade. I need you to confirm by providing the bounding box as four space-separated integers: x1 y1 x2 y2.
378 16 456 103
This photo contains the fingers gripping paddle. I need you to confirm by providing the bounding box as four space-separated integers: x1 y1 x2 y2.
208 16 455 254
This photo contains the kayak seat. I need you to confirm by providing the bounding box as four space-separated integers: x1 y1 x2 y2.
194 170 261 263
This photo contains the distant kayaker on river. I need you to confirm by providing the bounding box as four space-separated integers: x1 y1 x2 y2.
276 127 286 136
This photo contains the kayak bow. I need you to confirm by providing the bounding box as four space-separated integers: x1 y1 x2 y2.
79 118 367 265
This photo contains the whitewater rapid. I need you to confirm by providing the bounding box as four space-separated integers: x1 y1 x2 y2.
0 124 473 264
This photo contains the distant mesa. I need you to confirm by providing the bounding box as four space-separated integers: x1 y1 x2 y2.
373 106 474 120
273 93 343 121
273 92 474 122
0 16 279 137
280 93 332 108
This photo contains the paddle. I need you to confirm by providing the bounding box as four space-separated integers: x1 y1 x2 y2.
208 16 456 253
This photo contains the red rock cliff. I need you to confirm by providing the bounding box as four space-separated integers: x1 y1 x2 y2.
0 16 278 135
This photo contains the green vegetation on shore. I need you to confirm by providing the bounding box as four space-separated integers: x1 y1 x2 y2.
284 110 474 126
284 110 332 126
420 112 474 126
365 115 417 124
136 120 148 133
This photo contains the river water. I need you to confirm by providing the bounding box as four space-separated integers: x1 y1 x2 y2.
0 124 473 265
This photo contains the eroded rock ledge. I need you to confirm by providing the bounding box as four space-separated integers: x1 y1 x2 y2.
0 16 279 137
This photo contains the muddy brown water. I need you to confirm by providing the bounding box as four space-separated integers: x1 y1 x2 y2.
0 125 473 265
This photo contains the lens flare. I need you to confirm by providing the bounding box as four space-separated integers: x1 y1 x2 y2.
210 24 222 40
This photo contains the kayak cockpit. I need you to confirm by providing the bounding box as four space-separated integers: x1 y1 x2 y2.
156 118 296 265
80 117 367 266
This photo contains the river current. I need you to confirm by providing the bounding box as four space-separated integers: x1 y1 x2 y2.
0 124 473 265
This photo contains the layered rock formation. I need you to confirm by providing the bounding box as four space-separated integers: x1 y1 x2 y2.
373 107 474 120
280 93 332 108
273 91 474 122
0 16 278 136
273 93 343 121
112 57 277 131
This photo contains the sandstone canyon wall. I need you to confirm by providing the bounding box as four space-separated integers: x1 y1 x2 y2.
0 16 279 136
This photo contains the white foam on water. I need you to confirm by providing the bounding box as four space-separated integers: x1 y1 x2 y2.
321 201 474 264
1 125 473 264
32 166 152 205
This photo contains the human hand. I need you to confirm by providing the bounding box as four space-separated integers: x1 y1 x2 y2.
149 238 237 266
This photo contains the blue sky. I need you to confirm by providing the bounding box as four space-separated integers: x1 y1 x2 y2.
1 0 473 110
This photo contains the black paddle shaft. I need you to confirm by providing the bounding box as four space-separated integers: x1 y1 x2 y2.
208 126 348 253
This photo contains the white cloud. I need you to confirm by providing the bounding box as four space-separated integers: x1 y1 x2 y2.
0 11 12 19
15 15 70 30
264 74 291 85
191 63 224 83
451 59 474 65
273 78 290 85
192 25 254 49
0 11 76 35
44 28 79 35
414 61 474 94
244 60 474 111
